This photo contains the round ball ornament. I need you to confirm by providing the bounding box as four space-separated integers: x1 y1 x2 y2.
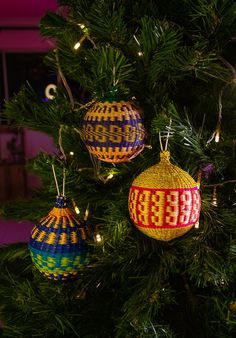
128 151 201 241
28 196 89 281
82 100 145 163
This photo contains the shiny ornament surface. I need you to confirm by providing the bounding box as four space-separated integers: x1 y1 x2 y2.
128 151 201 241
82 100 145 163
29 196 88 280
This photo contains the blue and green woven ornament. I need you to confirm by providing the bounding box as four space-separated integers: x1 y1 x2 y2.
28 196 89 281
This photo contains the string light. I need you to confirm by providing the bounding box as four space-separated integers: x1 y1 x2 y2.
73 24 95 51
69 151 74 156
95 233 102 243
93 224 103 244
78 23 85 30
211 186 218 207
74 42 81 50
71 199 81 215
133 35 144 57
84 204 89 221
74 206 80 214
220 278 227 286
206 90 222 146
106 173 114 180
194 221 199 229
214 129 220 143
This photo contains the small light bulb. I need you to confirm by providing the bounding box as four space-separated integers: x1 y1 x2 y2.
215 130 220 143
95 234 102 243
138 51 143 56
74 42 81 50
84 208 89 221
211 197 218 207
74 206 80 214
211 186 218 207
107 174 114 180
69 151 74 156
79 23 85 29
195 221 199 229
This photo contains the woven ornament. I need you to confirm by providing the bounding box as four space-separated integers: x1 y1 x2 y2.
128 151 201 241
28 196 89 281
82 100 145 163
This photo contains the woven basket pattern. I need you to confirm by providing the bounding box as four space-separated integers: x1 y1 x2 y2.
29 196 89 280
82 101 145 163
128 151 201 241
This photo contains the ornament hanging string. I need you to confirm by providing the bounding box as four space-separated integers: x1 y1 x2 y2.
113 66 119 86
59 124 67 162
62 167 66 197
54 27 97 109
179 57 235 147
51 164 60 196
206 89 223 146
159 133 164 152
55 50 75 109
51 164 67 197
159 119 172 151
219 56 236 81
165 118 172 150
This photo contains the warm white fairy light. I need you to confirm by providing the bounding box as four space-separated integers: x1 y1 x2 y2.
107 173 114 180
220 278 226 286
138 51 143 56
211 197 218 206
211 186 218 207
74 206 80 214
195 221 199 229
78 23 85 29
95 233 102 243
84 206 89 221
74 42 81 50
69 151 74 156
206 90 222 146
215 129 220 143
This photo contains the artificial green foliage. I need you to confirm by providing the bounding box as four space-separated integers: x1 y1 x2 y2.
1 0 236 337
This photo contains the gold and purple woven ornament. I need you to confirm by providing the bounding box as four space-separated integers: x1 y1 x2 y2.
82 99 145 163
28 196 89 281
128 150 201 241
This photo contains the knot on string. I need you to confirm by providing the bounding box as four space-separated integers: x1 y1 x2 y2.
160 150 170 162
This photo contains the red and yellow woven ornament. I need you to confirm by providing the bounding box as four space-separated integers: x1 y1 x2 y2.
128 151 201 241
82 100 145 163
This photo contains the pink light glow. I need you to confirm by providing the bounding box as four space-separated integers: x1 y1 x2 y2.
0 0 57 20
0 0 58 52
0 30 55 52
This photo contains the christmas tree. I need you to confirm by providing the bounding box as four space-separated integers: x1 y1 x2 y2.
1 0 236 337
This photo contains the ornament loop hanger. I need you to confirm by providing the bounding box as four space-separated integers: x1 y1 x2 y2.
206 89 223 146
52 164 66 197
159 118 172 152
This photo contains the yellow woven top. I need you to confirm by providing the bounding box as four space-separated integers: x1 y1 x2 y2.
132 151 197 189
49 207 73 217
